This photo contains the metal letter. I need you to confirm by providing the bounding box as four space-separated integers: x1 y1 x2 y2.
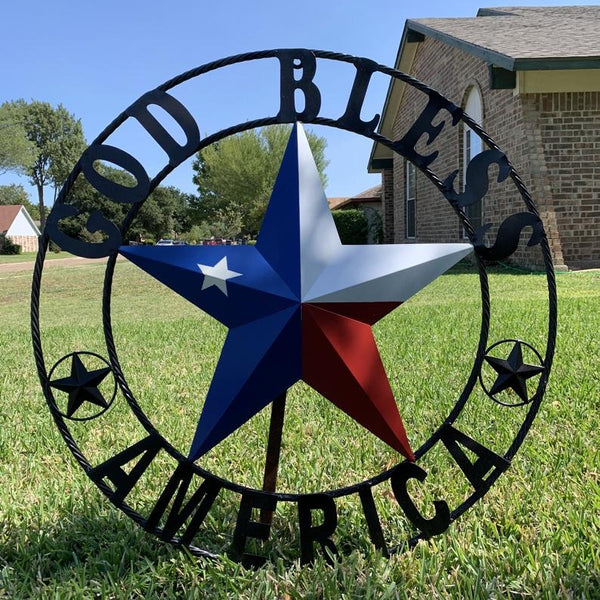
337 58 380 135
392 95 460 168
89 435 162 506
297 494 338 565
231 491 277 568
439 425 510 490
390 462 450 537
358 484 388 556
278 50 321 122
144 462 221 545
80 144 151 204
474 212 544 261
126 90 201 167
443 149 512 208
45 204 122 258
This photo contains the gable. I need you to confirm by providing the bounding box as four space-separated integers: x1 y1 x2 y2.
369 5 600 171
0 205 41 237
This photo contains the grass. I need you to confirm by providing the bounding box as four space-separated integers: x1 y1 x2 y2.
0 258 598 598
0 251 73 264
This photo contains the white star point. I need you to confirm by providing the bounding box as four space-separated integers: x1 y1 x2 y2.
198 256 242 296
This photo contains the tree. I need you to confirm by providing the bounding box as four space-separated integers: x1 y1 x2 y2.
59 165 191 244
191 124 328 236
0 105 35 175
127 185 192 243
0 184 41 220
0 100 86 229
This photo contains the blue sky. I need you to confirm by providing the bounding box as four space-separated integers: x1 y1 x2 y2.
1 0 597 202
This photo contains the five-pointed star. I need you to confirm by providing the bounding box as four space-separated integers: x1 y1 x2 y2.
198 256 242 296
484 341 544 403
119 123 472 463
50 353 111 418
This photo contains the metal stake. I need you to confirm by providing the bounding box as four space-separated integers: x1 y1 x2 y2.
260 392 286 524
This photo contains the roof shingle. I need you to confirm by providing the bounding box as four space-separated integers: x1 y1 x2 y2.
0 205 22 234
409 6 600 63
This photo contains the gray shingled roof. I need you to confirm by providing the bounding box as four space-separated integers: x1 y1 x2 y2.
408 6 600 68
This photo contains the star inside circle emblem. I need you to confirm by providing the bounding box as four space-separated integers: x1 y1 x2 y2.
47 351 117 421
32 50 557 565
120 124 472 464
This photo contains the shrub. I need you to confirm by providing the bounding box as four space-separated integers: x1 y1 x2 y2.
0 234 22 255
331 209 368 244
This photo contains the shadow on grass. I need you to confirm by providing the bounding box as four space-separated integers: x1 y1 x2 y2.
447 259 549 276
2 499 599 597
0 510 171 590
0 496 246 597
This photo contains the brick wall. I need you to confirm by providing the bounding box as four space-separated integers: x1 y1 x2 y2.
527 92 600 268
387 37 600 269
8 235 39 253
381 168 395 243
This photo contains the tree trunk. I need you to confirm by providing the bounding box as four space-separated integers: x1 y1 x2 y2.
37 184 45 230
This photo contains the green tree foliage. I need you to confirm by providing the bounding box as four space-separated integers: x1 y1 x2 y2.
331 209 368 244
60 165 191 244
0 184 40 220
180 223 212 245
191 125 328 237
128 186 192 243
0 100 86 228
0 104 35 176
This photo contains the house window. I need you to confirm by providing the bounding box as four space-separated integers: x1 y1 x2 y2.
462 86 484 237
405 161 416 239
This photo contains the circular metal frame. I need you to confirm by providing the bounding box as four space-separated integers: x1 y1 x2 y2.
31 49 558 560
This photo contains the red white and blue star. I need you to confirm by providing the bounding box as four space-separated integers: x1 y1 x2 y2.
120 124 472 463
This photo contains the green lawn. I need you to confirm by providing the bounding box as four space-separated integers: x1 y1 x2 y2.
0 251 73 264
0 259 598 598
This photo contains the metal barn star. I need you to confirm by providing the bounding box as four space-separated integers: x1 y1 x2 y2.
50 353 112 418
484 341 545 403
120 123 472 463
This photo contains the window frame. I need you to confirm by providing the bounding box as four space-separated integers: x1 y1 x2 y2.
462 86 484 238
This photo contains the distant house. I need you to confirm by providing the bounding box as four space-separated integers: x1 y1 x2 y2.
329 185 384 243
328 185 383 214
0 205 41 252
369 6 600 269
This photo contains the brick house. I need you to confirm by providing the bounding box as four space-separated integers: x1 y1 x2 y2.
0 205 41 252
369 6 600 269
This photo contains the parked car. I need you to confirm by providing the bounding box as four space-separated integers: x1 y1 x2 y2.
156 239 174 246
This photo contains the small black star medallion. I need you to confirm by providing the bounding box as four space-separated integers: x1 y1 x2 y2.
484 341 544 403
50 353 112 418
